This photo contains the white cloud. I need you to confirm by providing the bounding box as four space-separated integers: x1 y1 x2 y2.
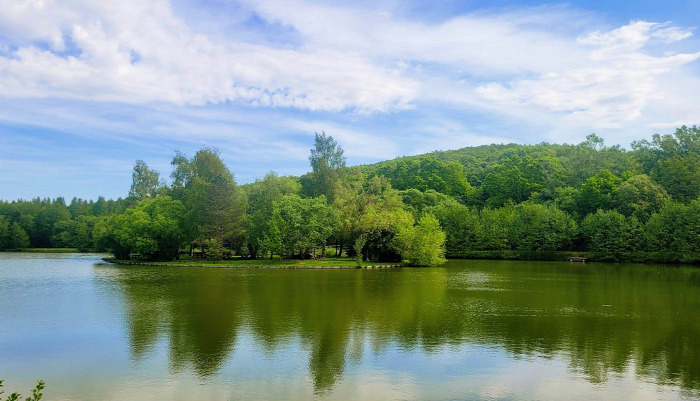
577 21 693 52
0 0 418 112
0 0 698 153
247 0 587 74
474 21 699 131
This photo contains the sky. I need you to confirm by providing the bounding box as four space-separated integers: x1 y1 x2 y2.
0 0 698 201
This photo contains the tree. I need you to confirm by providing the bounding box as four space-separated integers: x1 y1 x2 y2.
305 131 346 202
613 174 670 222
33 201 71 247
475 206 517 251
580 210 632 261
169 148 246 254
267 195 339 258
128 160 163 201
645 201 700 262
511 203 577 252
395 214 447 266
632 125 700 201
480 156 545 207
245 172 300 258
427 198 479 256
576 169 621 216
110 196 186 261
656 154 700 202
0 216 9 250
373 158 473 200
335 175 412 261
8 223 30 249
189 175 245 258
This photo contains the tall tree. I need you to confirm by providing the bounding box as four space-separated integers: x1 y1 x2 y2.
129 160 163 201
306 131 346 202
170 148 246 254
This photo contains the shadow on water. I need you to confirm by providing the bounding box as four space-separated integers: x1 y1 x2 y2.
107 261 700 394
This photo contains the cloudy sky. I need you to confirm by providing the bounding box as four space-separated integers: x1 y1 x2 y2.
1 0 698 200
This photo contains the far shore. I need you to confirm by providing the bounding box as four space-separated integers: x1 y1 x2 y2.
102 257 405 269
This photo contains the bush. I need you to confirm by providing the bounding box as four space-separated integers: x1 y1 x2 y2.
395 214 446 266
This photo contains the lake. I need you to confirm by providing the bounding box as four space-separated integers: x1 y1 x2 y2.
0 253 698 400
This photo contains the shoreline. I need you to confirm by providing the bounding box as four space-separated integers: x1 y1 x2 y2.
102 258 404 269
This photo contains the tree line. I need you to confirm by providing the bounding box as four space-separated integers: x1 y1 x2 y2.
1 126 699 264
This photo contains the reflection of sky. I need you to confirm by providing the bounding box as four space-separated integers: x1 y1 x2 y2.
0 254 697 400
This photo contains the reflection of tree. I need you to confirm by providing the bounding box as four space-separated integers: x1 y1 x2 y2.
112 262 700 393
117 269 247 378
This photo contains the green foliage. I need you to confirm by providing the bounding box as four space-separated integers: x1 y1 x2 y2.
426 198 478 256
8 223 30 249
475 206 517 251
50 217 93 251
245 172 300 258
0 380 44 401
395 214 447 266
645 201 700 262
511 203 577 252
309 131 346 172
400 189 451 219
0 216 9 250
33 201 71 247
335 175 412 261
353 234 367 265
580 210 634 261
111 196 186 261
169 148 246 251
305 131 346 202
613 174 670 222
576 169 622 216
2 126 700 264
268 194 339 258
481 156 546 207
128 160 163 200
656 154 700 202
203 238 225 261
632 125 700 201
372 157 473 200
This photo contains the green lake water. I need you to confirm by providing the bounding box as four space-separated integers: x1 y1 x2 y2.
0 253 698 400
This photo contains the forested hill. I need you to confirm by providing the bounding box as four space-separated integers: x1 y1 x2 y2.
1 126 699 264
350 132 691 205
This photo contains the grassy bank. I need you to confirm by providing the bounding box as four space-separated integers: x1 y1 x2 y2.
103 255 405 269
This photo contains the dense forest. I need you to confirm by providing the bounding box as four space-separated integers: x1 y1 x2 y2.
1 126 699 264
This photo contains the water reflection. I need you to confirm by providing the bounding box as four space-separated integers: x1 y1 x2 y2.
109 261 700 394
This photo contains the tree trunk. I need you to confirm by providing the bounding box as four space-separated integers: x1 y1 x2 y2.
248 243 257 259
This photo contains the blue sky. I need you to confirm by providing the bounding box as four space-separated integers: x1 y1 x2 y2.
1 0 698 201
